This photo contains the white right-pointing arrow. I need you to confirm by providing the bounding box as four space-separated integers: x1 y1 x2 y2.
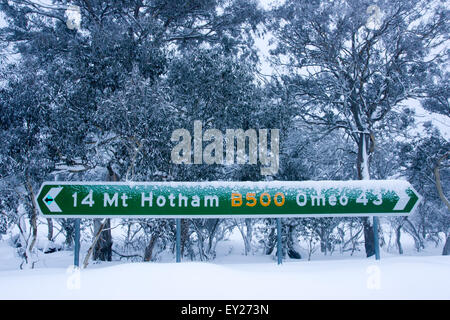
393 189 410 211
43 187 63 212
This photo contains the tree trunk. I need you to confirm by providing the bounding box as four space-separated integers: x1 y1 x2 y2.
193 221 207 261
287 225 301 259
24 176 39 268
82 218 108 268
47 218 53 241
404 218 424 251
433 152 450 256
206 219 219 255
144 234 158 261
265 224 276 255
93 218 112 261
396 225 403 255
362 217 375 257
92 164 117 262
235 219 252 256
62 219 74 247
180 219 189 257
434 152 450 210
245 218 253 254
357 133 376 258
319 228 328 255
443 235 450 256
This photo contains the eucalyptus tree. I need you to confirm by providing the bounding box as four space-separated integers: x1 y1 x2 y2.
421 72 450 254
269 0 449 257
0 0 265 262
400 124 450 255
278 123 358 258
0 61 55 267
164 48 269 259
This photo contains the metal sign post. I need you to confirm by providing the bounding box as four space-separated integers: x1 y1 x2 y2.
373 216 380 260
277 218 282 265
74 218 80 267
176 218 181 263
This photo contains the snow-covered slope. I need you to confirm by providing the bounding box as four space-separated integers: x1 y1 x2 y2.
0 240 448 300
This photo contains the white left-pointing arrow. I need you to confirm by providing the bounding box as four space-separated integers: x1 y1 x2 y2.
43 187 63 212
393 189 410 211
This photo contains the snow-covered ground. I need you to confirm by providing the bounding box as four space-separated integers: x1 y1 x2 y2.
0 228 449 300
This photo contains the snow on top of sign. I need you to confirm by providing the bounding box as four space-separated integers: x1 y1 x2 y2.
45 179 414 192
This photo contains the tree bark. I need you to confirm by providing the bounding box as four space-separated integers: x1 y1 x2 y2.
235 219 252 256
245 218 253 254
206 219 219 255
404 218 424 251
92 164 117 261
443 235 450 256
265 224 276 255
357 133 376 258
396 225 403 255
24 176 39 268
47 218 53 241
287 225 301 259
434 152 450 210
433 152 450 256
93 218 112 261
356 133 371 180
362 217 375 257
144 233 158 261
83 218 108 268
180 219 189 257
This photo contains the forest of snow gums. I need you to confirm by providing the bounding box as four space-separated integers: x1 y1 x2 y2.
0 0 449 268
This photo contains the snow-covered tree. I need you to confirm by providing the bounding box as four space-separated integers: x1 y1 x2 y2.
269 0 448 256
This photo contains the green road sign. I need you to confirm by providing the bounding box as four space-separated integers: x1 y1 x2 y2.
36 180 422 218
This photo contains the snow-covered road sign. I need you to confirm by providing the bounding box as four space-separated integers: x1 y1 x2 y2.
36 180 421 218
